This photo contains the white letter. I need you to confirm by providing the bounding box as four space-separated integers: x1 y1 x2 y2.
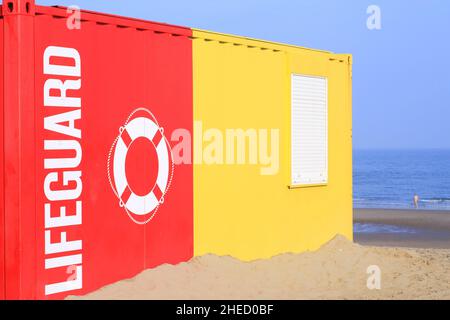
193 121 203 165
44 46 81 77
44 78 81 107
45 230 82 255
44 110 81 139
367 265 381 290
45 201 82 229
66 5 81 30
45 254 82 269
203 128 224 165
367 5 381 30
171 129 192 165
259 129 280 176
45 265 82 295
44 171 82 201
44 140 82 169
225 129 258 165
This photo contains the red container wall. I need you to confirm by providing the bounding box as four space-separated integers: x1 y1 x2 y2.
3 1 37 300
2 3 193 299
0 15 4 301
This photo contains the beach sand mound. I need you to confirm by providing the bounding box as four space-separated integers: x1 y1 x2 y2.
69 235 450 300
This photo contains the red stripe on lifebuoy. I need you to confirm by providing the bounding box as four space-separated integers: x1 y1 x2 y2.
152 129 162 146
153 183 163 200
121 128 132 147
121 185 132 204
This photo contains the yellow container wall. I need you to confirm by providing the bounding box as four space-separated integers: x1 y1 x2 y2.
193 30 353 260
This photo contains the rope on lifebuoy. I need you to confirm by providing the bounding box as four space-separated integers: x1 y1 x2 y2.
107 108 174 225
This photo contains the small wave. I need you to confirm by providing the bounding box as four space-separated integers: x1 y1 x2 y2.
354 223 418 234
420 198 450 203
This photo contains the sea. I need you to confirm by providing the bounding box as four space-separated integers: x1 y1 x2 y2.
353 149 450 211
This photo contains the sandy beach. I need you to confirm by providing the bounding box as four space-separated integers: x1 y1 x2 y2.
70 209 450 300
355 208 450 249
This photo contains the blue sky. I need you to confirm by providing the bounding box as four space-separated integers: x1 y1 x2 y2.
38 0 450 149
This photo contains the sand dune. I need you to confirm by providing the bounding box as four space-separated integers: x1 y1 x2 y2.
70 235 450 300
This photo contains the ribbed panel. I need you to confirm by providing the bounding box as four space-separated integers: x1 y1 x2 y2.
291 74 328 186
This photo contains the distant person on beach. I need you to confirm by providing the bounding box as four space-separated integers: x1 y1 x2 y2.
413 194 419 209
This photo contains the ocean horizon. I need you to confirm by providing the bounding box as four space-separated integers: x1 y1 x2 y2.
353 149 450 211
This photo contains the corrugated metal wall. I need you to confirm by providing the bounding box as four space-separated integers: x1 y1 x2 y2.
193 30 352 261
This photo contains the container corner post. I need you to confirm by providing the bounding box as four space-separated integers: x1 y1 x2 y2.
2 0 36 16
3 0 36 299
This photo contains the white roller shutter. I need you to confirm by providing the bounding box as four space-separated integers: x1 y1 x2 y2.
291 74 328 186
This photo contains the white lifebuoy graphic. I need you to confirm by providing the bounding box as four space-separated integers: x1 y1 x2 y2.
107 108 174 225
